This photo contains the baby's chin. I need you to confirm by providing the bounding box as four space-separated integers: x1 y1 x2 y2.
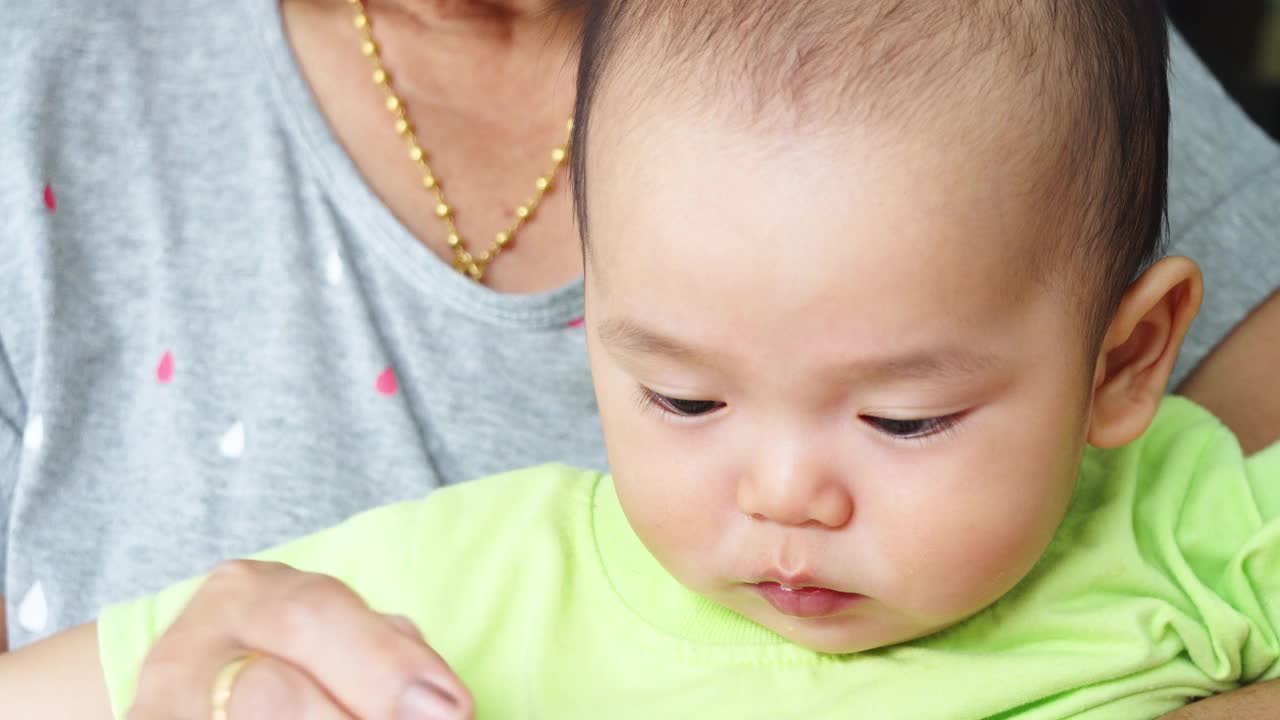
734 598 967 655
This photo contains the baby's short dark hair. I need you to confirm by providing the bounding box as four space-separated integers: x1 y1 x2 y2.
569 0 1171 342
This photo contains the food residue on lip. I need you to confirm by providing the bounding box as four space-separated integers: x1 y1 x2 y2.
758 581 852 595
753 581 866 618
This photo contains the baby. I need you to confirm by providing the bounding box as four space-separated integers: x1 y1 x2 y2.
7 0 1280 718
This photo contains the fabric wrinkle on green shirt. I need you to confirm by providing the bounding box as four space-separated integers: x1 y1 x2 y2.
99 397 1280 719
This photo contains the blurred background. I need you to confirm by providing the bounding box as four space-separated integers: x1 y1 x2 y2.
1168 0 1280 139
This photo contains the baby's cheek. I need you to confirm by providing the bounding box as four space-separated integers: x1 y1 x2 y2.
616 465 728 568
887 418 1084 618
883 491 1065 618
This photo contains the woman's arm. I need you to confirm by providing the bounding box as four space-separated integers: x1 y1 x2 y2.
0 622 113 719
1162 679 1280 720
1179 290 1280 454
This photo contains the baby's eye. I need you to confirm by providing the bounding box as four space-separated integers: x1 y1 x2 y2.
640 388 725 417
862 413 962 440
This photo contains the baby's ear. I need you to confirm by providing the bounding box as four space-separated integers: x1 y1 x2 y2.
1087 256 1203 448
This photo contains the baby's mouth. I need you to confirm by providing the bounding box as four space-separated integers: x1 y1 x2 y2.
749 581 866 618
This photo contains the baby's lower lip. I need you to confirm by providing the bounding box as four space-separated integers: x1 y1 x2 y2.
751 582 865 618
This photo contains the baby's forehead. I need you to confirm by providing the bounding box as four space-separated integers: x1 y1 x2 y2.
595 118 1048 277
584 164 1086 400
588 57 1111 328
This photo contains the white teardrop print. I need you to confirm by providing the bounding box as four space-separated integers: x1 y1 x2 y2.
17 581 49 633
325 251 345 286
22 414 44 452
219 421 246 459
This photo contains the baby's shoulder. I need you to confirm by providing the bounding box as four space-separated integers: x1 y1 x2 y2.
417 464 605 539
1072 396 1267 569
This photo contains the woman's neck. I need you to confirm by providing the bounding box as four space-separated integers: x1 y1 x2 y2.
361 0 582 99
365 0 579 39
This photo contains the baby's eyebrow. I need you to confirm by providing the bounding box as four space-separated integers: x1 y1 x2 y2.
848 348 1003 382
597 317 1002 381
597 318 709 363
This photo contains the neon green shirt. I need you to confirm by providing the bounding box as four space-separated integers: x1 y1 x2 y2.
100 398 1280 719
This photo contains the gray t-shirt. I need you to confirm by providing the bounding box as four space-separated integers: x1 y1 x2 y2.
1 0 1277 649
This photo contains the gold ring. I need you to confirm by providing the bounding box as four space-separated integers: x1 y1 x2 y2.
210 653 262 720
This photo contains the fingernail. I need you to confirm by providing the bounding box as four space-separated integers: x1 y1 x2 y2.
398 681 461 720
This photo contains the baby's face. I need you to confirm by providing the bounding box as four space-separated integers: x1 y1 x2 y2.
582 105 1101 654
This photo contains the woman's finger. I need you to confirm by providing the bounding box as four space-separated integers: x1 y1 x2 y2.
133 652 357 720
221 565 472 719
226 654 355 720
384 613 426 641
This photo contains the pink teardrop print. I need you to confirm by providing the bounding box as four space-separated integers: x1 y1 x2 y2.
156 351 175 384
43 183 56 212
567 316 585 328
375 367 398 396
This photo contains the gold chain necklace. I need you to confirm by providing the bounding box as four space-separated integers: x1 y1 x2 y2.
348 0 573 282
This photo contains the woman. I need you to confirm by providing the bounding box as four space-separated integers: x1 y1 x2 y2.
1 0 1277 717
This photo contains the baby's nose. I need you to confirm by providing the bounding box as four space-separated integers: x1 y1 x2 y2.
736 469 853 529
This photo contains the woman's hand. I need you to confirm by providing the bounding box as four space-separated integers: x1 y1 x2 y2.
127 560 473 720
